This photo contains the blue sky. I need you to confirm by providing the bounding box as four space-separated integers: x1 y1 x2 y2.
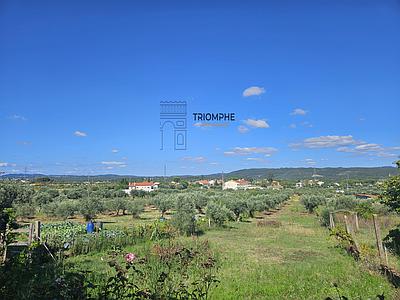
1 0 399 176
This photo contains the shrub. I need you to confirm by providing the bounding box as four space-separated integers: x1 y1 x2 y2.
172 195 197 236
301 195 326 213
100 240 219 300
205 201 232 227
15 203 36 219
127 199 145 218
383 224 400 256
78 197 104 221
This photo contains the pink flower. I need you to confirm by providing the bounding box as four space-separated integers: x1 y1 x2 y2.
125 253 136 263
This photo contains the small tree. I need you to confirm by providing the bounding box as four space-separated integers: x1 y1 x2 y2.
381 160 400 212
205 201 232 227
153 194 174 218
55 201 77 219
79 197 104 221
128 199 145 218
172 196 197 235
107 198 128 216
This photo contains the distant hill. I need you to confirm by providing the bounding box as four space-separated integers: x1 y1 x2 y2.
0 167 398 182
213 167 399 181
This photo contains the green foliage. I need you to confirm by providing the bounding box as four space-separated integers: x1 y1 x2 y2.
172 195 198 235
355 201 375 219
78 197 104 221
127 199 145 218
381 174 400 213
301 195 327 213
106 197 128 215
100 240 219 300
205 201 233 227
332 195 357 210
152 194 174 218
15 203 36 219
33 191 53 206
0 243 86 299
383 224 400 256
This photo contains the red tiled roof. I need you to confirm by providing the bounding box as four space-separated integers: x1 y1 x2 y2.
197 180 209 185
129 181 156 187
236 179 249 185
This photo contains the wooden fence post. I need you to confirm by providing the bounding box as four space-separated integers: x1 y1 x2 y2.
384 246 389 266
354 212 359 232
344 215 351 234
34 221 41 241
329 212 335 229
345 214 359 251
28 223 34 245
373 214 385 265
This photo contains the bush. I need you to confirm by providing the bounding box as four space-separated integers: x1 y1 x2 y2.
78 197 104 221
205 201 232 227
100 240 219 300
127 199 145 218
383 224 400 256
15 203 36 219
301 195 326 213
172 195 197 236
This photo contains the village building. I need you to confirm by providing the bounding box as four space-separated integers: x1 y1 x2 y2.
125 181 159 193
223 179 251 190
295 181 303 188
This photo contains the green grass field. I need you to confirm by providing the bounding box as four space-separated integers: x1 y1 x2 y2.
64 197 398 299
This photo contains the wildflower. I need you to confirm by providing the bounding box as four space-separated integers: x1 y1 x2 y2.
125 252 136 263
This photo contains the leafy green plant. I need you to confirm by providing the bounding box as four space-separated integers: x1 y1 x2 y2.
99 240 219 300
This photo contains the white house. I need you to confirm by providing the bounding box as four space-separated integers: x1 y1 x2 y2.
295 181 303 188
125 181 159 193
223 179 251 190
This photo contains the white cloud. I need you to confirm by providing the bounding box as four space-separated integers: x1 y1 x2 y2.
289 123 297 129
246 157 266 162
305 158 316 165
182 156 207 163
243 119 270 128
238 125 249 133
224 147 278 156
354 143 383 152
101 161 126 166
0 162 16 167
337 142 399 158
111 149 119 153
8 114 27 121
242 86 265 97
290 108 307 116
291 135 359 149
74 130 87 137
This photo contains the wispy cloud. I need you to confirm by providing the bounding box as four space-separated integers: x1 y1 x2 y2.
182 156 207 163
0 162 16 167
74 130 87 137
290 135 359 149
305 158 316 165
111 149 119 153
246 157 266 162
237 125 249 133
8 114 27 121
290 108 307 116
100 161 126 167
224 147 278 156
337 143 399 158
243 119 270 128
242 86 265 97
